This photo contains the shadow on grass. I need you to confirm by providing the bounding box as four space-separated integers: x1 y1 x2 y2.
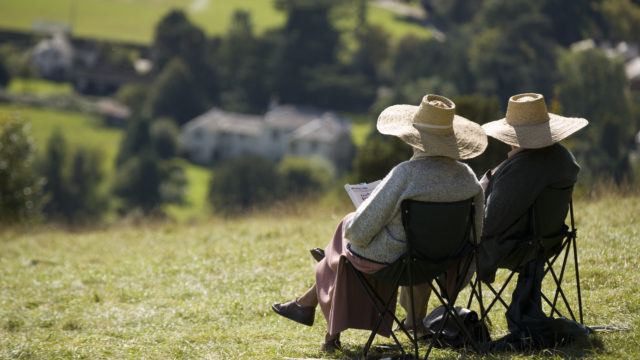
333 334 605 359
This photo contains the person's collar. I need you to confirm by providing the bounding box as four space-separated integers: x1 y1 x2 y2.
507 147 524 158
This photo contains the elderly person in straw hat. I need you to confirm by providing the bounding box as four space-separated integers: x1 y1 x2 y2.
272 94 487 352
478 93 589 348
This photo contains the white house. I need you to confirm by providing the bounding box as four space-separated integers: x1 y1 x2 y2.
180 105 355 171
31 31 73 80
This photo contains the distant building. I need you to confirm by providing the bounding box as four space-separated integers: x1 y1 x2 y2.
95 99 131 127
180 105 355 172
31 31 73 81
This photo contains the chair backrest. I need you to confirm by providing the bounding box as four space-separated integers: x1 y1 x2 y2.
402 198 475 261
532 186 574 239
373 198 475 286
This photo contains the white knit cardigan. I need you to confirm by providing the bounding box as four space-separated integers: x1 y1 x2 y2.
344 152 484 264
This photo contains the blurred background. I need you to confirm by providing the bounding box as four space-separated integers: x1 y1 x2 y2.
0 0 639 225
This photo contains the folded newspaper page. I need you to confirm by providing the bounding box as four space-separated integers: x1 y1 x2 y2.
344 180 381 208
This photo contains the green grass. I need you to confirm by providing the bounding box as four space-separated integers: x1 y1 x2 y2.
7 78 74 96
0 0 429 44
0 104 121 168
0 195 639 358
0 104 211 218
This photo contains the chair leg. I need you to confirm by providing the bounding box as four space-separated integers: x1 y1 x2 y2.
545 258 577 321
572 235 584 324
348 263 409 358
431 279 484 353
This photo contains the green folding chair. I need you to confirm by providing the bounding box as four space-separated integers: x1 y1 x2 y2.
345 198 486 359
467 186 584 329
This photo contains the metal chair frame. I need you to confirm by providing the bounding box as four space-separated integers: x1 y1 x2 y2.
346 198 487 359
467 187 584 331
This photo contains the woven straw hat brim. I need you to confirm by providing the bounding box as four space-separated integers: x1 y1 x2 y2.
377 104 488 160
482 113 588 149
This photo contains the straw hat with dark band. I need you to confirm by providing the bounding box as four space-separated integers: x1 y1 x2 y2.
482 93 588 149
377 94 488 160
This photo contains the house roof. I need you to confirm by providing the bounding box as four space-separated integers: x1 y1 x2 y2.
265 105 329 130
184 108 264 137
290 114 350 143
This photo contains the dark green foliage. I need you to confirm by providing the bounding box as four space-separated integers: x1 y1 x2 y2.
208 156 282 213
113 153 163 212
272 2 340 105
0 56 10 88
556 48 634 182
217 10 270 113
41 130 70 218
304 65 376 111
159 161 187 205
540 0 605 45
150 118 179 160
352 130 413 183
115 83 149 116
600 0 640 41
277 156 333 195
454 95 510 175
152 10 207 72
351 24 390 84
145 58 207 124
40 131 106 223
151 9 218 102
0 120 43 222
470 0 558 103
116 117 152 165
421 0 484 30
67 148 107 221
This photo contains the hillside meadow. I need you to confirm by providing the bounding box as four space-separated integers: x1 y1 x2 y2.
0 0 430 44
0 103 211 221
1 194 639 359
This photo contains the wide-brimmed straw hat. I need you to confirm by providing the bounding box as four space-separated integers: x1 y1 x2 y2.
377 94 487 160
482 93 588 149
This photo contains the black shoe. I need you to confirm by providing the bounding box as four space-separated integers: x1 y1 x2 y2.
310 248 325 262
272 300 315 326
321 338 341 353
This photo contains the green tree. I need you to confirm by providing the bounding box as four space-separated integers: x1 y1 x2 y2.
151 10 218 101
115 83 149 116
601 0 640 41
217 10 270 113
209 156 282 214
41 130 71 219
454 95 510 175
556 48 634 182
145 58 206 125
277 156 333 195
67 148 107 222
352 130 413 183
0 56 10 88
272 1 340 104
150 118 179 160
113 153 163 213
0 120 43 222
116 117 152 165
470 0 558 103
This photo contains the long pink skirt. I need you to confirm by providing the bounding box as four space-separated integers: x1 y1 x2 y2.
315 214 397 337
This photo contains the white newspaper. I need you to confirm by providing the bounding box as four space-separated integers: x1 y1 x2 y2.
344 180 381 208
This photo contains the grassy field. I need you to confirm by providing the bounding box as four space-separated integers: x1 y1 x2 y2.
0 0 430 44
0 103 212 220
0 195 639 359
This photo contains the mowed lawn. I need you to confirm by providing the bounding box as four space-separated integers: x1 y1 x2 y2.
1 195 639 359
0 0 430 44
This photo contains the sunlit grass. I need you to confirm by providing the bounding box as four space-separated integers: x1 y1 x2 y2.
7 78 74 96
0 195 638 358
0 0 428 44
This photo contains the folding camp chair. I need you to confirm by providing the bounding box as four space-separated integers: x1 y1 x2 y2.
345 198 486 359
467 186 584 330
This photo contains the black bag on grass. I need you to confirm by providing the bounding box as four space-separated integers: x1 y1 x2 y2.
422 305 490 348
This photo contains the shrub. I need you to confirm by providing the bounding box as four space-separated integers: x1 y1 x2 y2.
151 118 179 159
208 156 282 214
277 156 334 195
0 120 44 222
